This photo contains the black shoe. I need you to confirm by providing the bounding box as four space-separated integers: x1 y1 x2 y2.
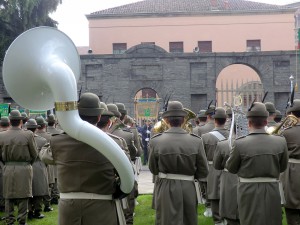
44 207 53 212
33 212 45 219
51 198 59 205
28 211 34 220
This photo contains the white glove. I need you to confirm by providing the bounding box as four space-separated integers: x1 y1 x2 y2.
146 130 151 134
145 138 149 142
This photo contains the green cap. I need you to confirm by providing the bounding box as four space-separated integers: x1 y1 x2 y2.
47 114 56 123
100 102 114 116
78 93 104 116
25 119 38 129
162 101 187 118
197 110 207 118
287 99 300 114
247 102 269 118
116 103 127 115
9 110 24 120
0 116 10 126
212 107 227 119
264 102 276 114
107 104 121 118
36 116 47 126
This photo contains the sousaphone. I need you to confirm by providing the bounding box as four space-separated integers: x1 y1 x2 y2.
2 27 134 193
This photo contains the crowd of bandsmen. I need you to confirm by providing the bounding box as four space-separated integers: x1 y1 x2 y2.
0 93 145 225
0 94 299 225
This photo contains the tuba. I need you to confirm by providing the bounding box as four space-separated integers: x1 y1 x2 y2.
182 108 196 133
266 114 298 135
2 27 134 193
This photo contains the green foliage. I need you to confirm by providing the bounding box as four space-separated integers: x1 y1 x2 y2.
0 0 61 62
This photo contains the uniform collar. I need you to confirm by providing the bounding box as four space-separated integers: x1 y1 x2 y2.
10 127 21 130
249 128 267 134
165 127 187 134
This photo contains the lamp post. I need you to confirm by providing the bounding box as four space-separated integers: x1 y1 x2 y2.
290 74 295 93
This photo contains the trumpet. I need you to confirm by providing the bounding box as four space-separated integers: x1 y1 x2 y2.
267 114 298 135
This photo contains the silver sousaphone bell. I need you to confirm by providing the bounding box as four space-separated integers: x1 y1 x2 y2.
3 26 134 193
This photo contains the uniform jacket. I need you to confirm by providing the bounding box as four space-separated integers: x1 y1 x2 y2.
36 129 55 184
32 134 49 196
213 139 239 220
281 123 300 209
226 128 288 225
1 127 38 198
197 120 215 137
0 128 9 199
130 127 143 157
149 127 209 225
110 121 137 161
192 122 206 136
41 132 119 225
202 127 229 200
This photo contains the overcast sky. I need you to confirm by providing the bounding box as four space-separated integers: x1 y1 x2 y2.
50 0 300 46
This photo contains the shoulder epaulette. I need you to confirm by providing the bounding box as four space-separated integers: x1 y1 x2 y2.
122 127 132 133
107 132 121 140
190 133 201 138
151 133 163 139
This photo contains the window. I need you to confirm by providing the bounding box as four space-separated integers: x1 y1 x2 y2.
198 41 212 52
113 43 127 54
169 42 184 53
246 40 261 52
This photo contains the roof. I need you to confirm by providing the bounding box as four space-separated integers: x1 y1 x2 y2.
87 0 293 18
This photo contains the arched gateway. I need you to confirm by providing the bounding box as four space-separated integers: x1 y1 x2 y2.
0 44 298 117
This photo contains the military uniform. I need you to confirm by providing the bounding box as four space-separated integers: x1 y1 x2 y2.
0 117 10 212
201 108 229 225
281 99 300 225
213 140 239 225
226 102 288 225
109 103 137 225
36 117 54 212
1 110 38 225
149 101 209 225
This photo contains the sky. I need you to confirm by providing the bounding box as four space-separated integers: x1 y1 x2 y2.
50 0 300 46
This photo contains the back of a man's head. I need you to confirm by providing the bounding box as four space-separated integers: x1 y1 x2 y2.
78 93 103 125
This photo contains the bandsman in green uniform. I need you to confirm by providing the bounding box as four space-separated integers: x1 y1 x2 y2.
226 102 288 225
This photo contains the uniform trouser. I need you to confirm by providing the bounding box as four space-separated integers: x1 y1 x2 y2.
211 199 222 223
199 181 211 207
125 187 136 225
29 196 43 213
51 178 60 203
43 183 53 208
142 141 149 164
59 198 118 225
225 218 240 225
0 198 5 211
285 208 300 225
5 198 28 225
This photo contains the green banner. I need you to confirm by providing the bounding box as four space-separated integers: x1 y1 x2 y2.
29 110 47 117
0 103 10 117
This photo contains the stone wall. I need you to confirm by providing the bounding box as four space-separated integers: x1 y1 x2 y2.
1 44 298 117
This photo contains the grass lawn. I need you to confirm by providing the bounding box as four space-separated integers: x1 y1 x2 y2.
0 195 287 225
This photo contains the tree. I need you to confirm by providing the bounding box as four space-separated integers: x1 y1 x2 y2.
0 0 61 62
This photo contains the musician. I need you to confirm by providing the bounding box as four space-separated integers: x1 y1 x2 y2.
226 102 288 225
108 103 137 225
149 101 209 225
1 110 38 225
281 99 300 225
0 117 10 212
202 107 229 225
25 119 48 220
213 137 239 225
36 116 54 213
41 93 123 225
265 102 277 127
197 104 215 217
192 109 207 135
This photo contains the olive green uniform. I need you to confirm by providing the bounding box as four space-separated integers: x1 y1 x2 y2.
226 129 288 225
202 128 229 224
1 127 38 225
149 127 209 225
281 124 300 225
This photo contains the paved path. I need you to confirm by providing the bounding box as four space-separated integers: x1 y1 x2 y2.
138 166 154 194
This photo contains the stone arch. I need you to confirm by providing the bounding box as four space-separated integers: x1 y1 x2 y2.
126 43 168 54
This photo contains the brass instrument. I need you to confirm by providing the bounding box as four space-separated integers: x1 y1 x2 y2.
182 108 197 133
152 108 196 134
152 119 169 134
267 114 298 135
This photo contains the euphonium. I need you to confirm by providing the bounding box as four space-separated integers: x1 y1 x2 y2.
182 108 196 133
2 27 134 193
152 119 168 134
267 114 298 135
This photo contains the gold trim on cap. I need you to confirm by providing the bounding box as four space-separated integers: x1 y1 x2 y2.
55 101 78 111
